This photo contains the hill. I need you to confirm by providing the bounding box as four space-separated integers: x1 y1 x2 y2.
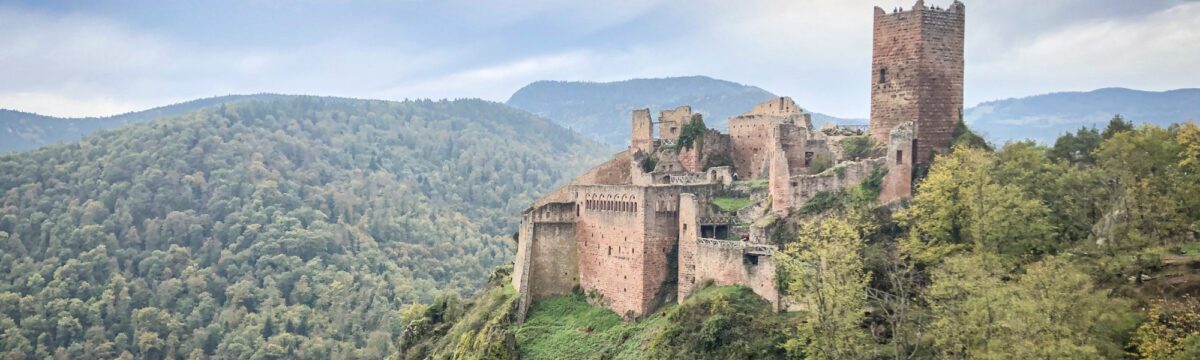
965 88 1200 143
506 76 862 147
0 94 290 153
395 278 794 360
0 96 610 359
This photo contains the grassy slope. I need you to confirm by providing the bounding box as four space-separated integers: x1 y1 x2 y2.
515 285 793 359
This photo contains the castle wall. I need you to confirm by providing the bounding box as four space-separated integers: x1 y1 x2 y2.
678 130 732 173
691 240 780 311
513 202 579 322
869 1 964 165
659 106 692 142
641 186 685 313
575 185 647 318
678 194 780 310
880 122 916 203
729 116 776 179
677 193 702 301
789 158 886 210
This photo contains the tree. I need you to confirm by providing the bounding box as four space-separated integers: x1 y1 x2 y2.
1102 114 1135 140
1135 297 1200 360
779 218 871 359
898 146 1056 263
1049 126 1102 164
928 255 1136 359
1095 125 1188 249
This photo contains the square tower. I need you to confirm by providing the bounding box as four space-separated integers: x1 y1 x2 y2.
869 0 964 165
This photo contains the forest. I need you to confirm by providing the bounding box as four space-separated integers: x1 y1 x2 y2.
398 117 1200 360
0 97 609 359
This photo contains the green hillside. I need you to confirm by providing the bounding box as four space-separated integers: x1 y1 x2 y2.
0 94 293 153
396 279 794 360
0 96 609 359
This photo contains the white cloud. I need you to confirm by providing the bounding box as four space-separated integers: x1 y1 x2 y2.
970 2 1200 102
0 0 1195 119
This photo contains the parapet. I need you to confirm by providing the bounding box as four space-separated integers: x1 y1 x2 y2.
875 0 964 17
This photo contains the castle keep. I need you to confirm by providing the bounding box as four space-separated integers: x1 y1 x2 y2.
512 1 964 320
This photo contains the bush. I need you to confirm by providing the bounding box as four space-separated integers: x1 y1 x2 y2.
840 136 876 160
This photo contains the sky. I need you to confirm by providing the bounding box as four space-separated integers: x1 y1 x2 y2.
1 0 1197 118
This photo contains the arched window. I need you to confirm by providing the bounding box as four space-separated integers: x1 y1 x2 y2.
879 68 888 83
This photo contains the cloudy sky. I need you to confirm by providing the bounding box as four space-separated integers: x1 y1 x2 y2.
1 0 1197 118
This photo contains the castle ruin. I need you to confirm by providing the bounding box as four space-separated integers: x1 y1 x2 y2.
512 1 965 320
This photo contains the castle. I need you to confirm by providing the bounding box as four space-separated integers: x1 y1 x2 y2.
512 0 965 320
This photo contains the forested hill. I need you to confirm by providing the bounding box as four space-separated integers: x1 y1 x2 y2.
966 87 1200 143
0 96 610 359
506 76 863 147
0 94 290 153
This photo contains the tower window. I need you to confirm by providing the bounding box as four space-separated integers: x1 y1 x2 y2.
879 68 888 83
896 150 904 164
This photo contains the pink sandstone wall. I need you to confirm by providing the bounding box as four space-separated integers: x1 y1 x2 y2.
631 109 654 154
880 122 916 203
869 1 964 165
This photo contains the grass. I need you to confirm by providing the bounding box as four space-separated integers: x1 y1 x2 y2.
515 286 792 360
1180 242 1200 256
514 295 666 359
713 197 755 213
733 179 769 191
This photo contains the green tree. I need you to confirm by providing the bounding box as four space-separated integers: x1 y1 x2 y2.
779 218 871 359
928 255 1135 359
898 146 1056 262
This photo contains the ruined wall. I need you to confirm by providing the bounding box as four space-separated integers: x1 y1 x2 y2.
789 158 886 209
571 150 632 186
677 193 702 301
880 122 916 203
631 109 654 154
513 201 579 322
527 203 580 300
747 97 803 116
729 116 775 179
659 106 692 142
685 239 781 310
678 130 732 173
641 186 685 313
869 1 964 165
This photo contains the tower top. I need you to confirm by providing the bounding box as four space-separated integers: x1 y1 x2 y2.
874 0 964 16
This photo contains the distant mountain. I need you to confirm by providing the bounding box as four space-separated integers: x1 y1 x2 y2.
506 76 863 147
965 88 1200 144
0 94 290 153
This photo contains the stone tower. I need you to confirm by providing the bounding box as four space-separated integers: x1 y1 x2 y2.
869 0 964 165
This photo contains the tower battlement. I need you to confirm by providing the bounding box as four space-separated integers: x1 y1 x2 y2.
874 0 964 16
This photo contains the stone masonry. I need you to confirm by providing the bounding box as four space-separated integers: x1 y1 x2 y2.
869 0 964 165
512 2 964 322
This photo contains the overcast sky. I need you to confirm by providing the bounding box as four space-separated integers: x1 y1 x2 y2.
1 0 1197 118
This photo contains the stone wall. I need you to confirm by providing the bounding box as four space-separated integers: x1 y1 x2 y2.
869 0 964 165
575 185 647 318
513 201 579 322
678 129 731 173
678 193 781 310
677 193 702 301
729 115 775 179
880 122 916 203
789 158 886 209
659 106 692 142
631 108 654 154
